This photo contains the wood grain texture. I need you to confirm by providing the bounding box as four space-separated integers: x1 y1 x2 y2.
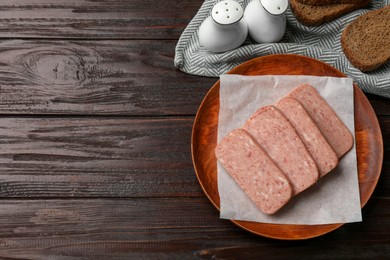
0 39 386 117
364 93 390 116
0 198 387 259
0 117 202 198
0 0 386 258
0 115 386 200
375 116 390 197
0 40 213 115
0 0 202 39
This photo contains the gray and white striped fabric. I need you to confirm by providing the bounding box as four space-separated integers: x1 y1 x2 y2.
175 0 390 98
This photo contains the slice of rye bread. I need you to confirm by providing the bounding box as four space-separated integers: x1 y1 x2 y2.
290 0 371 26
297 0 368 6
341 5 390 72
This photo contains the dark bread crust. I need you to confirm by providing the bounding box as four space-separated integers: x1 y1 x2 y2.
341 6 390 72
290 0 371 26
297 0 368 6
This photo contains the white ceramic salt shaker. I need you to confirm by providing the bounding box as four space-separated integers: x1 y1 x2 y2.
244 0 288 43
198 0 248 52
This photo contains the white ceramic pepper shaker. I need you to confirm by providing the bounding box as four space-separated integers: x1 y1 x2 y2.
244 0 288 43
198 0 248 53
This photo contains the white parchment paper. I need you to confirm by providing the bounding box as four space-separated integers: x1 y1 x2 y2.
217 75 362 225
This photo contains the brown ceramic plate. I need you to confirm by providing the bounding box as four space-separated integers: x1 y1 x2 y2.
191 54 383 240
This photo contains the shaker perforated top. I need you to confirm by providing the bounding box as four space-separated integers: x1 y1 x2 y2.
261 0 288 15
211 0 244 25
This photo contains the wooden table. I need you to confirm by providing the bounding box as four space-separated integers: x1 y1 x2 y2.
0 1 388 258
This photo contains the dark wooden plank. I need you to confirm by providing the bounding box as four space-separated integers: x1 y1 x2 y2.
0 117 203 198
364 93 390 116
0 197 388 259
0 114 387 199
0 40 385 117
374 115 390 197
0 40 214 115
0 0 202 39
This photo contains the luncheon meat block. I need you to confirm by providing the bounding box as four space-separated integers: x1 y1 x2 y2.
274 97 338 177
287 84 354 158
215 128 293 214
243 106 319 195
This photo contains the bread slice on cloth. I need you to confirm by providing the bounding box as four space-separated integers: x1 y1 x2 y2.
297 0 368 6
341 5 390 72
290 0 371 26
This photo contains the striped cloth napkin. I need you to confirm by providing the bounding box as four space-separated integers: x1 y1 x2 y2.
174 0 390 98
